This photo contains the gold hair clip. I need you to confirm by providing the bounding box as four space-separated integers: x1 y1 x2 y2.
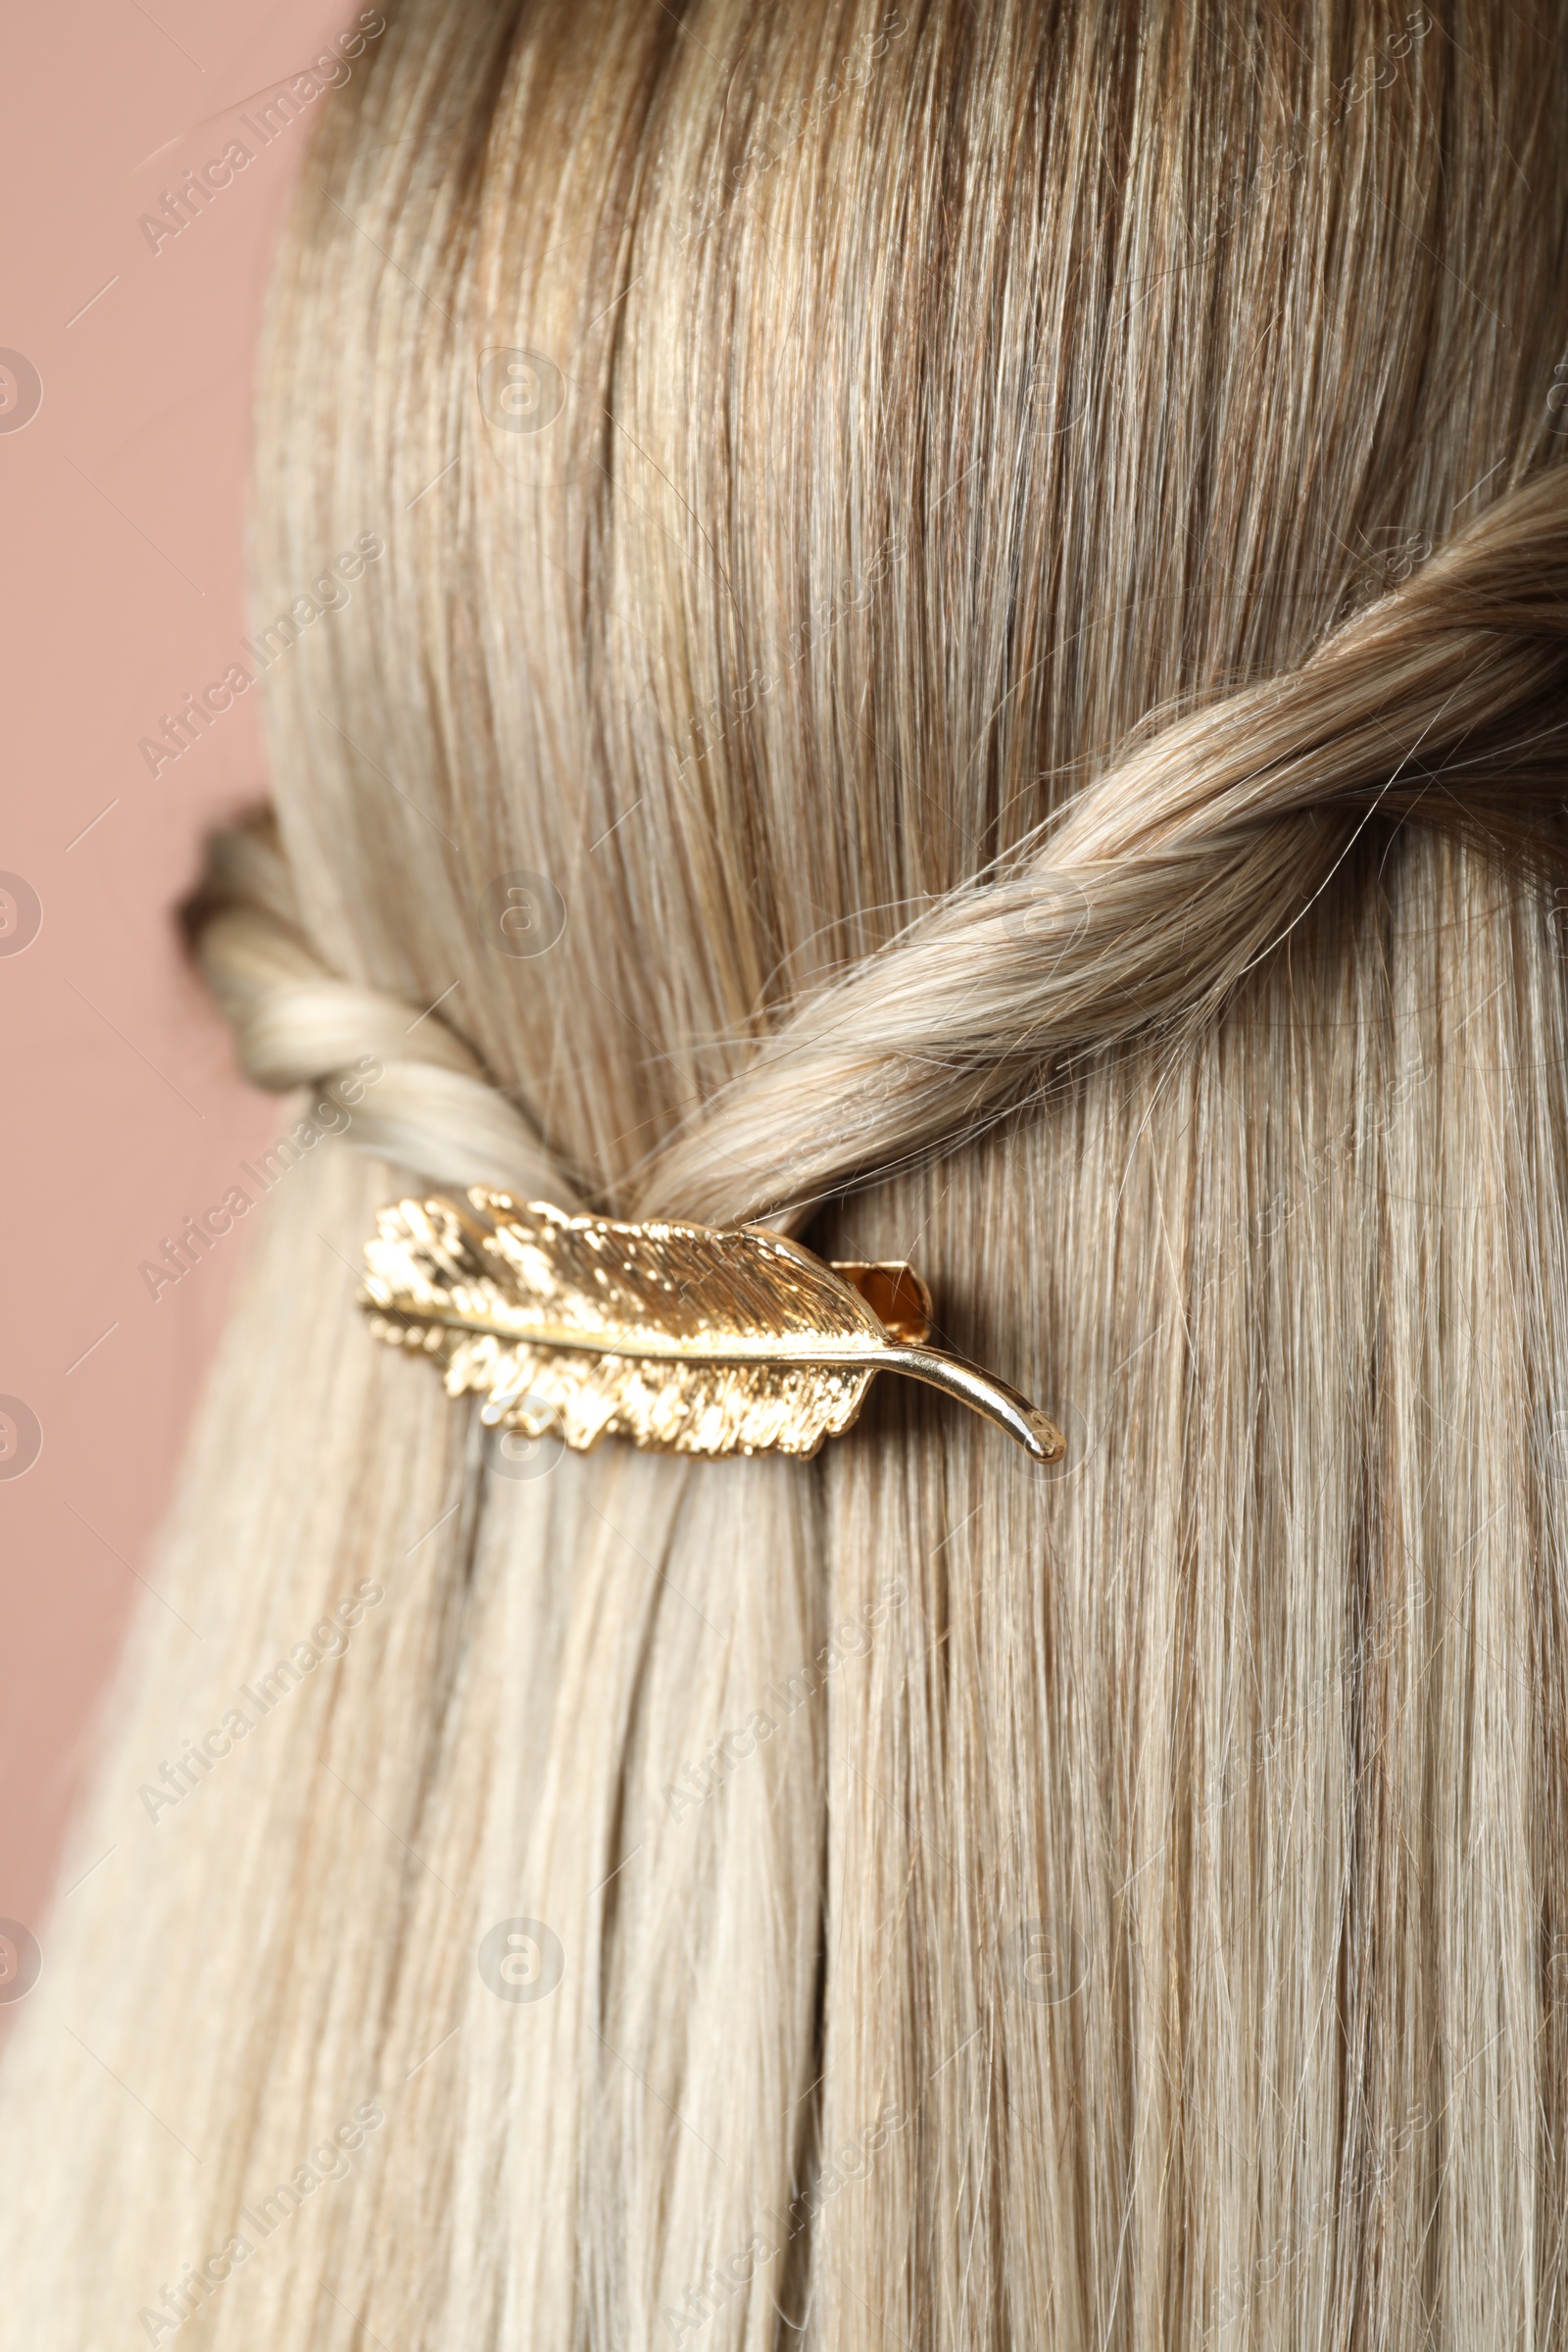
360 1192 1065 1462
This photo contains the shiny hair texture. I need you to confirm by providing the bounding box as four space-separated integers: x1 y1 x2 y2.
6 4 1568 2347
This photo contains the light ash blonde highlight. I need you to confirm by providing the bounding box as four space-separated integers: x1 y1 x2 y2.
5 3 1568 2348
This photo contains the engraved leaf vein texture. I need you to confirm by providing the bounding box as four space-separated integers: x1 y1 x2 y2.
361 1192 1064 1461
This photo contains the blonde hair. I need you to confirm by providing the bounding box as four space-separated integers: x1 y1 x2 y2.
7 2 1568 2345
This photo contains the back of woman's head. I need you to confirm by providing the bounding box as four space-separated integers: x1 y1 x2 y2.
7 2 1568 2345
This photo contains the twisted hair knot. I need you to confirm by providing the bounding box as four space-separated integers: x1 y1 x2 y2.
189 470 1568 1232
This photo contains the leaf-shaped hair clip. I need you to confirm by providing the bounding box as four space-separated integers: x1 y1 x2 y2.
360 1191 1066 1462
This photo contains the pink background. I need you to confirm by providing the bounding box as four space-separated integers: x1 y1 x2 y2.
0 0 368 1981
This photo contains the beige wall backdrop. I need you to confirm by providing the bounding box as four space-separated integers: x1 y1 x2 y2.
0 0 376 1985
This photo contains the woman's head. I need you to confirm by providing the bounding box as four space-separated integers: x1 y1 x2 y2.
254 0 1568 1199
6 4 1568 2345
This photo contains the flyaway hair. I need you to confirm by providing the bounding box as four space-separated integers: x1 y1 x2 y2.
6 3 1568 2348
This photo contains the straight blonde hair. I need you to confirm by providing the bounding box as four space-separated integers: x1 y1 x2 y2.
7 2 1568 2345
